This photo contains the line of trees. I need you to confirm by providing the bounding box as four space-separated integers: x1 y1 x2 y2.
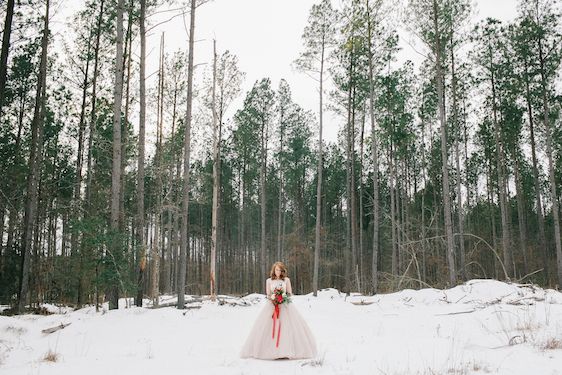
0 0 561 312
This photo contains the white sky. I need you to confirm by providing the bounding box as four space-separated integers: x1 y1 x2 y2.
54 0 520 147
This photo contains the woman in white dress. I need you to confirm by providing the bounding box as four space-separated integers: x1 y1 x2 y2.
240 261 317 360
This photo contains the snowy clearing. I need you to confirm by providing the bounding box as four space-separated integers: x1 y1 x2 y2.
1 279 561 375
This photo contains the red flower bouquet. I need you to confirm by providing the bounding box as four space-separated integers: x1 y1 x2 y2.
270 287 291 305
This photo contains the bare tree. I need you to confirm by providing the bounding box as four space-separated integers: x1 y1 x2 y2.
151 32 165 307
108 0 125 310
484 22 514 278
365 0 383 293
210 40 219 301
18 0 50 313
535 4 562 285
209 47 243 298
260 89 269 281
178 0 197 309
135 0 148 308
450 30 468 281
295 0 337 296
432 0 457 284
71 26 93 303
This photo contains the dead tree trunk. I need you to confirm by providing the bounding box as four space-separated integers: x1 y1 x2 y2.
178 0 196 309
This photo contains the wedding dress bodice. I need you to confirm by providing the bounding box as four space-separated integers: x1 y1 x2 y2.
268 278 286 293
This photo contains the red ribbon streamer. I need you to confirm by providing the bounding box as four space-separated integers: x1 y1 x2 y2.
272 303 281 347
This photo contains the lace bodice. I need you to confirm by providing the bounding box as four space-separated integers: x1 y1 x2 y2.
268 278 287 293
266 277 293 296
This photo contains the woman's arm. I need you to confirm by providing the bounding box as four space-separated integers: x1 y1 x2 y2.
286 278 292 295
265 278 269 296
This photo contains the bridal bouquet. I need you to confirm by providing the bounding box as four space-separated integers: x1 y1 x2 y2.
270 287 291 347
270 287 291 306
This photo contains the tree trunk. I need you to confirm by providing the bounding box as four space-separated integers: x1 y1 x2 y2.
358 105 365 292
386 69 398 277
312 41 325 297
108 0 124 310
85 0 104 208
119 0 134 232
537 30 562 286
514 156 529 276
18 0 49 313
0 205 4 261
277 118 284 262
462 97 471 269
136 0 147 308
210 40 218 301
523 57 548 281
450 40 467 281
390 146 398 276
344 48 354 291
71 29 93 307
168 72 179 295
420 113 427 283
366 0 380 293
2 60 28 277
83 0 104 312
178 0 196 309
260 113 267 280
488 37 513 279
432 0 456 285
0 0 15 117
151 32 165 307
350 89 359 291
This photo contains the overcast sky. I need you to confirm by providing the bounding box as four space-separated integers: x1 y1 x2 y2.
55 0 520 146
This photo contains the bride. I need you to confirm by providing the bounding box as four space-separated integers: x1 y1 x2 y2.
240 261 318 360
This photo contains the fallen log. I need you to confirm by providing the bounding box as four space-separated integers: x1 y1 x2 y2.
150 299 202 309
42 322 71 334
218 298 251 306
435 310 476 316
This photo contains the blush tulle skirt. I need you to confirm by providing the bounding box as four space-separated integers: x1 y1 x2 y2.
240 300 317 360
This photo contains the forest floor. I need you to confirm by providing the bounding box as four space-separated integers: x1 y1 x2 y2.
1 279 562 374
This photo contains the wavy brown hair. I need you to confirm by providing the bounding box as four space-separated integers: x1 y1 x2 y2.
269 261 288 280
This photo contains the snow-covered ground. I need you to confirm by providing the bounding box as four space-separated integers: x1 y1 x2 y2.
1 279 561 374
